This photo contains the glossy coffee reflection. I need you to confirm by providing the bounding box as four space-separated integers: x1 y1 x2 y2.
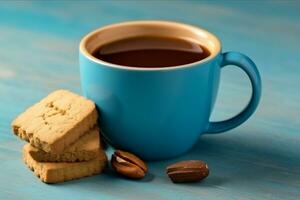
92 36 211 68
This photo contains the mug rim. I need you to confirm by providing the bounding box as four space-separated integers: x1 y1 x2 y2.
80 20 222 71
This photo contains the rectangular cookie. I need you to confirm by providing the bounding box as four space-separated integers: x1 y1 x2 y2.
23 144 107 183
12 89 98 153
28 127 100 162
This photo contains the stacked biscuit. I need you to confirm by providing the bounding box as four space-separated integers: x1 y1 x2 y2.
11 90 107 183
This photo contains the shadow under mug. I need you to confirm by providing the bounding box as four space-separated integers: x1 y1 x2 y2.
79 21 262 160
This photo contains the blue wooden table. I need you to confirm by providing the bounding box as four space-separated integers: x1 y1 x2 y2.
0 1 299 199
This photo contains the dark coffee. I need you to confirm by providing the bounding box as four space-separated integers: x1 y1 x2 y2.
92 36 210 68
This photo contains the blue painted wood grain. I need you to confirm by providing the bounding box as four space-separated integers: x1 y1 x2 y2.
0 1 299 199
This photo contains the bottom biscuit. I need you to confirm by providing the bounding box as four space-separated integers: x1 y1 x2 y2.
23 144 107 183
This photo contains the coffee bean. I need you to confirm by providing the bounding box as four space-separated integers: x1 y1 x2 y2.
111 150 148 179
166 160 209 183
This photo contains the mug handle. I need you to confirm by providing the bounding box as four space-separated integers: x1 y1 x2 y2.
205 52 262 134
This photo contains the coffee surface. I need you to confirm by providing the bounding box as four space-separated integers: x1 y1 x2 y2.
92 36 210 68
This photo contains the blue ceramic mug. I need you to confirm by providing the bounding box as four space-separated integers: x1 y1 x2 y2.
79 21 261 160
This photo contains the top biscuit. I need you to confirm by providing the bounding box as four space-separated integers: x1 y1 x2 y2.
12 90 98 153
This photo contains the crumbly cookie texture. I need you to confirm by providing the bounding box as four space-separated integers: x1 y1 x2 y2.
23 144 107 183
12 90 97 153
28 127 100 162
